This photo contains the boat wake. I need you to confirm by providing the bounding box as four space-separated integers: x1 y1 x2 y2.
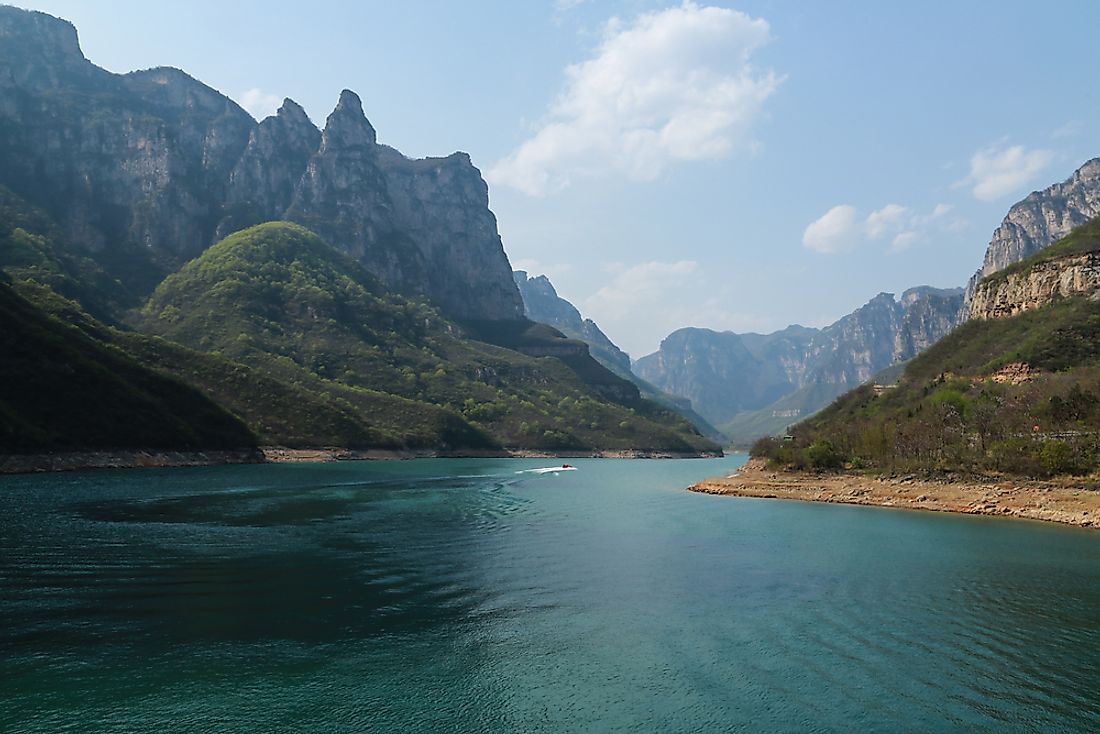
515 465 577 475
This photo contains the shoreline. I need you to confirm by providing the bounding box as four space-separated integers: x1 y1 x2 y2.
0 446 724 475
689 458 1100 530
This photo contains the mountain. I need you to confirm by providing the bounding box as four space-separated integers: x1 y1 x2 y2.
964 158 1100 308
635 287 963 443
0 274 257 456
759 216 1100 478
514 271 631 373
133 222 718 454
0 5 720 463
0 6 522 321
513 270 725 440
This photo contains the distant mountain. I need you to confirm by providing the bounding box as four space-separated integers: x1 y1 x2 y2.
514 271 631 373
764 215 1100 477
513 270 725 440
0 6 522 321
964 158 1100 308
636 287 963 443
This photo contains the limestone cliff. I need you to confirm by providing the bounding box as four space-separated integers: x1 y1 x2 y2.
970 253 1100 320
964 158 1100 309
969 217 1100 320
0 7 523 320
636 287 963 431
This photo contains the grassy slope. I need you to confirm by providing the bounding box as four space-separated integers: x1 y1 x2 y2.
0 276 257 453
135 223 717 453
761 296 1100 477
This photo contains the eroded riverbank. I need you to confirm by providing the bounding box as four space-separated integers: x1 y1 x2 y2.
690 458 1100 529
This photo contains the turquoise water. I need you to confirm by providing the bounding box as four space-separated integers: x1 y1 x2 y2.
3 456 1100 733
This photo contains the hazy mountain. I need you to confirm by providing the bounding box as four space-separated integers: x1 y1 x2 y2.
514 271 631 373
636 288 963 443
514 270 724 440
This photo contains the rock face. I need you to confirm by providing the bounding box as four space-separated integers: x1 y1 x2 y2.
0 7 523 320
636 287 963 429
513 271 632 373
970 253 1100 320
964 158 1100 309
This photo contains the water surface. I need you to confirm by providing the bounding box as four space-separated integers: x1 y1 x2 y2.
3 456 1100 732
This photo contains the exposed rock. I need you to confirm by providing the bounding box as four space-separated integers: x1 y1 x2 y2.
970 252 1100 320
218 98 321 238
636 287 963 429
990 363 1035 385
0 7 524 320
964 158 1100 309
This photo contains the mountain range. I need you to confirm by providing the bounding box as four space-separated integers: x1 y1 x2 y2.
635 157 1100 445
763 214 1100 477
0 6 718 461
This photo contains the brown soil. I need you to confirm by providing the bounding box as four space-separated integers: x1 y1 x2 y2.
689 458 1100 529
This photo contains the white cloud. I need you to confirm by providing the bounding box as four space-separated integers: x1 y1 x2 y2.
864 204 910 239
579 259 774 355
238 88 282 120
962 143 1054 201
554 0 588 11
891 231 919 252
1051 120 1082 140
585 260 699 321
488 2 781 195
804 202 953 255
802 205 858 254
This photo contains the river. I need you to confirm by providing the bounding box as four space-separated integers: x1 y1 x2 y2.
3 456 1100 732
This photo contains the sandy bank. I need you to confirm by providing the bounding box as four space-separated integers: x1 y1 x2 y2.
689 459 1100 529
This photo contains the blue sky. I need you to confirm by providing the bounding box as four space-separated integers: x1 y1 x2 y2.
16 1 1100 356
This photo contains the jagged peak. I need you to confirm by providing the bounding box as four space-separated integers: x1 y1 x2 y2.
276 97 313 125
320 89 377 148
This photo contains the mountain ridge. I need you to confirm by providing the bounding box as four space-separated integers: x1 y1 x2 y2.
0 5 523 321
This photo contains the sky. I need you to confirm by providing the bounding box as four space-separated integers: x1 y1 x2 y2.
15 1 1100 356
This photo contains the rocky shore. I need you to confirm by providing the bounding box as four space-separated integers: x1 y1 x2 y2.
0 446 723 475
0 449 264 475
689 458 1100 529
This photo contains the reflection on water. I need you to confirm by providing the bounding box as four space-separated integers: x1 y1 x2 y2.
2 457 1100 733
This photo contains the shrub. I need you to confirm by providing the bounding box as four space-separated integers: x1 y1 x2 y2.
803 440 844 470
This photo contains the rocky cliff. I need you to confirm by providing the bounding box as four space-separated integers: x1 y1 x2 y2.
964 158 1100 309
513 271 632 373
0 6 523 320
970 253 1100 320
636 287 963 432
970 216 1100 320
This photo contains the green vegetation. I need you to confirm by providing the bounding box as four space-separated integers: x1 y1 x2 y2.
0 186 132 321
134 222 717 453
0 275 256 453
753 296 1100 478
1 196 715 455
